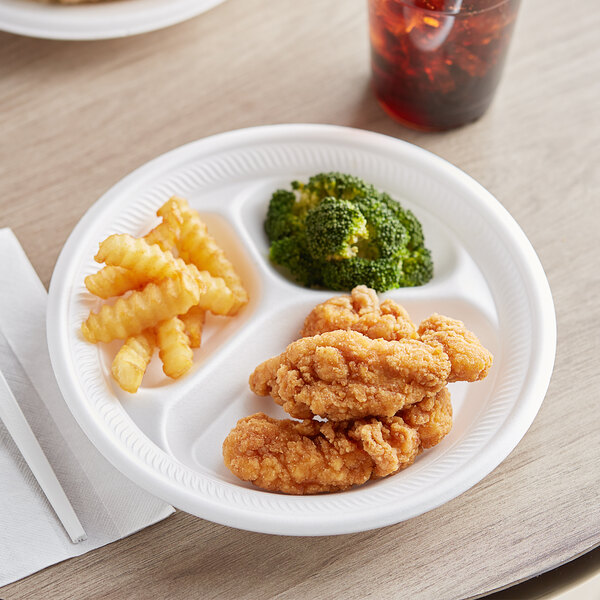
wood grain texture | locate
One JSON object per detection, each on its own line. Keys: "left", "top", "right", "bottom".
{"left": 1, "top": 0, "right": 599, "bottom": 598}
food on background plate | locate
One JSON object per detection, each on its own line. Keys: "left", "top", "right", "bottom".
{"left": 81, "top": 196, "right": 247, "bottom": 393}
{"left": 224, "top": 286, "right": 491, "bottom": 494}
{"left": 265, "top": 172, "right": 433, "bottom": 292}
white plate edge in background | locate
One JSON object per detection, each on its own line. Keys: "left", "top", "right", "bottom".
{"left": 0, "top": 0, "right": 227, "bottom": 40}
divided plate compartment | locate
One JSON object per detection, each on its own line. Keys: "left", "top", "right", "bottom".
{"left": 48, "top": 125, "right": 555, "bottom": 535}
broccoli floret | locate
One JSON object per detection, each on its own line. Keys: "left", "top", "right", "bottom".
{"left": 380, "top": 193, "right": 425, "bottom": 250}
{"left": 398, "top": 247, "right": 434, "bottom": 287}
{"left": 269, "top": 236, "right": 322, "bottom": 287}
{"left": 292, "top": 172, "right": 375, "bottom": 205}
{"left": 352, "top": 195, "right": 409, "bottom": 259}
{"left": 264, "top": 189, "right": 301, "bottom": 241}
{"left": 264, "top": 172, "right": 433, "bottom": 292}
{"left": 305, "top": 197, "right": 368, "bottom": 260}
{"left": 321, "top": 257, "right": 402, "bottom": 293}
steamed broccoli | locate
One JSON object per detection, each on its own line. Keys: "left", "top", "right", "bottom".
{"left": 292, "top": 172, "right": 374, "bottom": 204}
{"left": 269, "top": 235, "right": 322, "bottom": 287}
{"left": 264, "top": 190, "right": 301, "bottom": 241}
{"left": 265, "top": 172, "right": 433, "bottom": 292}
{"left": 397, "top": 247, "right": 434, "bottom": 288}
{"left": 305, "top": 197, "right": 368, "bottom": 260}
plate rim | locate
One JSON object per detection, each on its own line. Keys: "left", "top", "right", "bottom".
{"left": 47, "top": 123, "right": 557, "bottom": 535}
{"left": 0, "top": 0, "right": 227, "bottom": 40}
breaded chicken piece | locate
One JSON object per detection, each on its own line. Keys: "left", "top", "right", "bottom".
{"left": 418, "top": 314, "right": 493, "bottom": 383}
{"left": 300, "top": 288, "right": 492, "bottom": 384}
{"left": 249, "top": 330, "right": 451, "bottom": 421}
{"left": 400, "top": 387, "right": 452, "bottom": 449}
{"left": 300, "top": 285, "right": 417, "bottom": 341}
{"left": 223, "top": 412, "right": 420, "bottom": 494}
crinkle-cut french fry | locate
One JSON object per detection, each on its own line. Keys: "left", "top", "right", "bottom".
{"left": 170, "top": 258, "right": 236, "bottom": 316}
{"left": 179, "top": 219, "right": 248, "bottom": 311}
{"left": 180, "top": 306, "right": 206, "bottom": 348}
{"left": 111, "top": 330, "right": 156, "bottom": 393}
{"left": 156, "top": 317, "right": 193, "bottom": 379}
{"left": 81, "top": 271, "right": 200, "bottom": 343}
{"left": 183, "top": 263, "right": 236, "bottom": 316}
{"left": 143, "top": 198, "right": 185, "bottom": 250}
{"left": 171, "top": 197, "right": 248, "bottom": 314}
{"left": 94, "top": 234, "right": 179, "bottom": 280}
{"left": 157, "top": 196, "right": 185, "bottom": 226}
{"left": 143, "top": 222, "right": 177, "bottom": 252}
{"left": 85, "top": 265, "right": 148, "bottom": 299}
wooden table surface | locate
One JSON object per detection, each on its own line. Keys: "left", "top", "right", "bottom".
{"left": 1, "top": 0, "right": 598, "bottom": 598}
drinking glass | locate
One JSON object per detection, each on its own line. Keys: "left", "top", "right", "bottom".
{"left": 368, "top": 0, "right": 521, "bottom": 130}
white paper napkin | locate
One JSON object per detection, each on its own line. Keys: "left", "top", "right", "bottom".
{"left": 0, "top": 228, "right": 175, "bottom": 587}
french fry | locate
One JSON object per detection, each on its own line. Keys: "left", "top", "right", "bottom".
{"left": 156, "top": 317, "right": 193, "bottom": 378}
{"left": 111, "top": 330, "right": 156, "bottom": 393}
{"left": 180, "top": 306, "right": 206, "bottom": 348}
{"left": 144, "top": 198, "right": 185, "bottom": 250}
{"left": 180, "top": 263, "right": 235, "bottom": 316}
{"left": 81, "top": 195, "right": 250, "bottom": 392}
{"left": 84, "top": 265, "right": 148, "bottom": 299}
{"left": 81, "top": 271, "right": 200, "bottom": 343}
{"left": 143, "top": 222, "right": 178, "bottom": 252}
{"left": 157, "top": 197, "right": 185, "bottom": 225}
{"left": 171, "top": 197, "right": 248, "bottom": 314}
{"left": 95, "top": 234, "right": 179, "bottom": 281}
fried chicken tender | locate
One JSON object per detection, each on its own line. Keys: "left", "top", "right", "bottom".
{"left": 418, "top": 314, "right": 493, "bottom": 383}
{"left": 300, "top": 285, "right": 417, "bottom": 341}
{"left": 223, "top": 412, "right": 420, "bottom": 494}
{"left": 301, "top": 287, "right": 493, "bottom": 386}
{"left": 249, "top": 330, "right": 451, "bottom": 421}
{"left": 399, "top": 387, "right": 452, "bottom": 449}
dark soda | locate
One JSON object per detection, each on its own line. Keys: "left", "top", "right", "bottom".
{"left": 369, "top": 0, "right": 521, "bottom": 130}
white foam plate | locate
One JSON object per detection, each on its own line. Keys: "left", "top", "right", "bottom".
{"left": 0, "top": 0, "right": 226, "bottom": 40}
{"left": 47, "top": 124, "right": 556, "bottom": 536}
